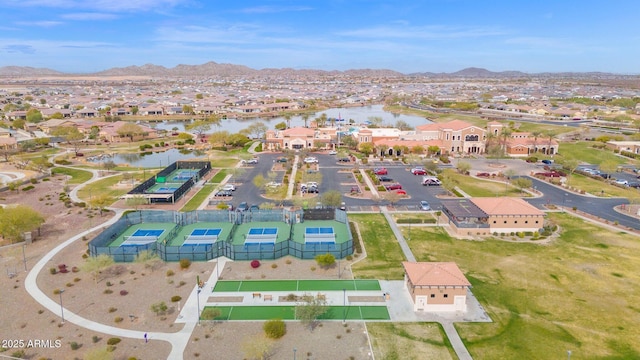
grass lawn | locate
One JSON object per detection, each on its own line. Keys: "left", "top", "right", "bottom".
{"left": 442, "top": 169, "right": 522, "bottom": 197}
{"left": 77, "top": 175, "right": 131, "bottom": 201}
{"left": 349, "top": 214, "right": 406, "bottom": 280}
{"left": 367, "top": 322, "right": 455, "bottom": 360}
{"left": 558, "top": 141, "right": 637, "bottom": 166}
{"left": 51, "top": 167, "right": 93, "bottom": 185}
{"left": 180, "top": 184, "right": 216, "bottom": 212}
{"left": 565, "top": 173, "right": 640, "bottom": 198}
{"left": 210, "top": 157, "right": 241, "bottom": 168}
{"left": 210, "top": 169, "right": 227, "bottom": 183}
{"left": 405, "top": 214, "right": 640, "bottom": 359}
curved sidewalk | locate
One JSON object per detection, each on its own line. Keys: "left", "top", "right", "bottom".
{"left": 23, "top": 209, "right": 194, "bottom": 360}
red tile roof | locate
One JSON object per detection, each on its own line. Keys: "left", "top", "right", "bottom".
{"left": 402, "top": 262, "right": 471, "bottom": 287}
{"left": 470, "top": 197, "right": 544, "bottom": 216}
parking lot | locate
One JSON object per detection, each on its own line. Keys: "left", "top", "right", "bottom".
{"left": 207, "top": 151, "right": 450, "bottom": 212}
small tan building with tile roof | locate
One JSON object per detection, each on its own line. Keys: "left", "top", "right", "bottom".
{"left": 441, "top": 197, "right": 545, "bottom": 236}
{"left": 402, "top": 262, "right": 471, "bottom": 312}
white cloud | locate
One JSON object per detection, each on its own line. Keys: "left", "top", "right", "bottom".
{"left": 15, "top": 20, "right": 63, "bottom": 27}
{"left": 4, "top": 0, "right": 188, "bottom": 12}
{"left": 61, "top": 12, "right": 119, "bottom": 20}
{"left": 238, "top": 5, "right": 313, "bottom": 14}
{"left": 337, "top": 24, "right": 506, "bottom": 40}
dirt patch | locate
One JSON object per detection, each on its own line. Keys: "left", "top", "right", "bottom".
{"left": 0, "top": 176, "right": 371, "bottom": 359}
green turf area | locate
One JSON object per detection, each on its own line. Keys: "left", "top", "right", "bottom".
{"left": 349, "top": 214, "right": 406, "bottom": 280}
{"left": 405, "top": 213, "right": 640, "bottom": 359}
{"left": 51, "top": 167, "right": 93, "bottom": 184}
{"left": 204, "top": 305, "right": 390, "bottom": 321}
{"left": 213, "top": 280, "right": 381, "bottom": 292}
{"left": 180, "top": 184, "right": 216, "bottom": 212}
{"left": 440, "top": 169, "right": 521, "bottom": 197}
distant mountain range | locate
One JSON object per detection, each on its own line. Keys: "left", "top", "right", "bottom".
{"left": 0, "top": 62, "right": 633, "bottom": 79}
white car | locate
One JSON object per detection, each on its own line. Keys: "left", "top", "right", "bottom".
{"left": 265, "top": 181, "right": 282, "bottom": 188}
{"left": 615, "top": 179, "right": 629, "bottom": 186}
{"left": 328, "top": 150, "right": 337, "bottom": 155}
{"left": 221, "top": 184, "right": 236, "bottom": 191}
{"left": 303, "top": 157, "right": 318, "bottom": 164}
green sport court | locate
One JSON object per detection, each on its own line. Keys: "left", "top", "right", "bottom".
{"left": 213, "top": 279, "right": 382, "bottom": 292}
{"left": 203, "top": 305, "right": 390, "bottom": 321}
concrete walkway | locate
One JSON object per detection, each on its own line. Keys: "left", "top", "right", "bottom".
{"left": 23, "top": 208, "right": 198, "bottom": 360}
{"left": 380, "top": 206, "right": 480, "bottom": 360}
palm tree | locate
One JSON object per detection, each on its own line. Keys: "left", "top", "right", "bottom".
{"left": 301, "top": 113, "right": 310, "bottom": 128}
{"left": 530, "top": 131, "right": 541, "bottom": 154}
{"left": 544, "top": 131, "right": 557, "bottom": 155}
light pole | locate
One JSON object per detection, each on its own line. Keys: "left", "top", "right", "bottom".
{"left": 22, "top": 244, "right": 27, "bottom": 271}
{"left": 567, "top": 350, "right": 572, "bottom": 360}
{"left": 293, "top": 348, "right": 297, "bottom": 360}
{"left": 59, "top": 289, "right": 65, "bottom": 324}
{"left": 196, "top": 288, "right": 201, "bottom": 325}
{"left": 338, "top": 259, "right": 341, "bottom": 279}
{"left": 342, "top": 288, "right": 346, "bottom": 323}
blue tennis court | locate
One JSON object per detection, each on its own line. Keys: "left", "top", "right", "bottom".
{"left": 305, "top": 227, "right": 335, "bottom": 235}
{"left": 172, "top": 170, "right": 199, "bottom": 181}
{"left": 191, "top": 228, "right": 222, "bottom": 236}
{"left": 249, "top": 228, "right": 278, "bottom": 236}
{"left": 154, "top": 186, "right": 179, "bottom": 193}
{"left": 244, "top": 227, "right": 278, "bottom": 245}
{"left": 133, "top": 229, "right": 164, "bottom": 237}
{"left": 122, "top": 229, "right": 165, "bottom": 246}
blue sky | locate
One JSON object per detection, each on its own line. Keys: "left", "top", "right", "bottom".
{"left": 0, "top": 0, "right": 638, "bottom": 74}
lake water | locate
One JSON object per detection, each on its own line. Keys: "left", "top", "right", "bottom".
{"left": 102, "top": 105, "right": 431, "bottom": 167}
{"left": 151, "top": 104, "right": 431, "bottom": 134}
{"left": 90, "top": 148, "right": 207, "bottom": 168}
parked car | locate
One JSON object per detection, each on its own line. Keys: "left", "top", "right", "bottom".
{"left": 276, "top": 157, "right": 288, "bottom": 163}
{"left": 237, "top": 202, "right": 249, "bottom": 212}
{"left": 541, "top": 159, "right": 554, "bottom": 165}
{"left": 419, "top": 201, "right": 431, "bottom": 211}
{"left": 266, "top": 181, "right": 282, "bottom": 188}
{"left": 307, "top": 186, "right": 319, "bottom": 193}
{"left": 396, "top": 189, "right": 407, "bottom": 195}
{"left": 615, "top": 179, "right": 629, "bottom": 186}
{"left": 476, "top": 172, "right": 491, "bottom": 177}
{"left": 338, "top": 157, "right": 350, "bottom": 162}
{"left": 385, "top": 183, "right": 402, "bottom": 190}
{"left": 221, "top": 184, "right": 236, "bottom": 191}
{"left": 410, "top": 167, "right": 427, "bottom": 175}
{"left": 377, "top": 175, "right": 393, "bottom": 182}
{"left": 628, "top": 182, "right": 640, "bottom": 188}
{"left": 350, "top": 186, "right": 360, "bottom": 193}
{"left": 374, "top": 167, "right": 388, "bottom": 175}
{"left": 303, "top": 157, "right": 318, "bottom": 164}
{"left": 422, "top": 176, "right": 441, "bottom": 186}
{"left": 328, "top": 150, "right": 337, "bottom": 155}
{"left": 214, "top": 190, "right": 232, "bottom": 197}
{"left": 249, "top": 204, "right": 260, "bottom": 211}
{"left": 242, "top": 158, "right": 258, "bottom": 164}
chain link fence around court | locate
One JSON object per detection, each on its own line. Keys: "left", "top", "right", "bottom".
{"left": 89, "top": 209, "right": 353, "bottom": 262}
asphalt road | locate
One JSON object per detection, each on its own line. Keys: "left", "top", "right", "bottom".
{"left": 217, "top": 151, "right": 640, "bottom": 230}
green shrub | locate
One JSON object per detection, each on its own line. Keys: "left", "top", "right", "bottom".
{"left": 114, "top": 316, "right": 123, "bottom": 323}
{"left": 107, "top": 338, "right": 121, "bottom": 346}
{"left": 171, "top": 295, "right": 182, "bottom": 302}
{"left": 166, "top": 269, "right": 175, "bottom": 277}
{"left": 263, "top": 319, "right": 287, "bottom": 339}
{"left": 201, "top": 307, "right": 221, "bottom": 320}
{"left": 22, "top": 185, "right": 35, "bottom": 191}
{"left": 179, "top": 258, "right": 191, "bottom": 270}
{"left": 70, "top": 342, "right": 81, "bottom": 350}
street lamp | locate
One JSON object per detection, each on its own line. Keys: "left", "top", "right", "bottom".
{"left": 342, "top": 288, "right": 346, "bottom": 323}
{"left": 196, "top": 288, "right": 201, "bottom": 325}
{"left": 59, "top": 289, "right": 65, "bottom": 324}
{"left": 567, "top": 350, "right": 572, "bottom": 360}
{"left": 293, "top": 348, "right": 297, "bottom": 360}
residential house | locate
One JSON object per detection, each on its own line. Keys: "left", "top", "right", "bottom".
{"left": 402, "top": 262, "right": 471, "bottom": 312}
{"left": 606, "top": 141, "right": 640, "bottom": 155}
